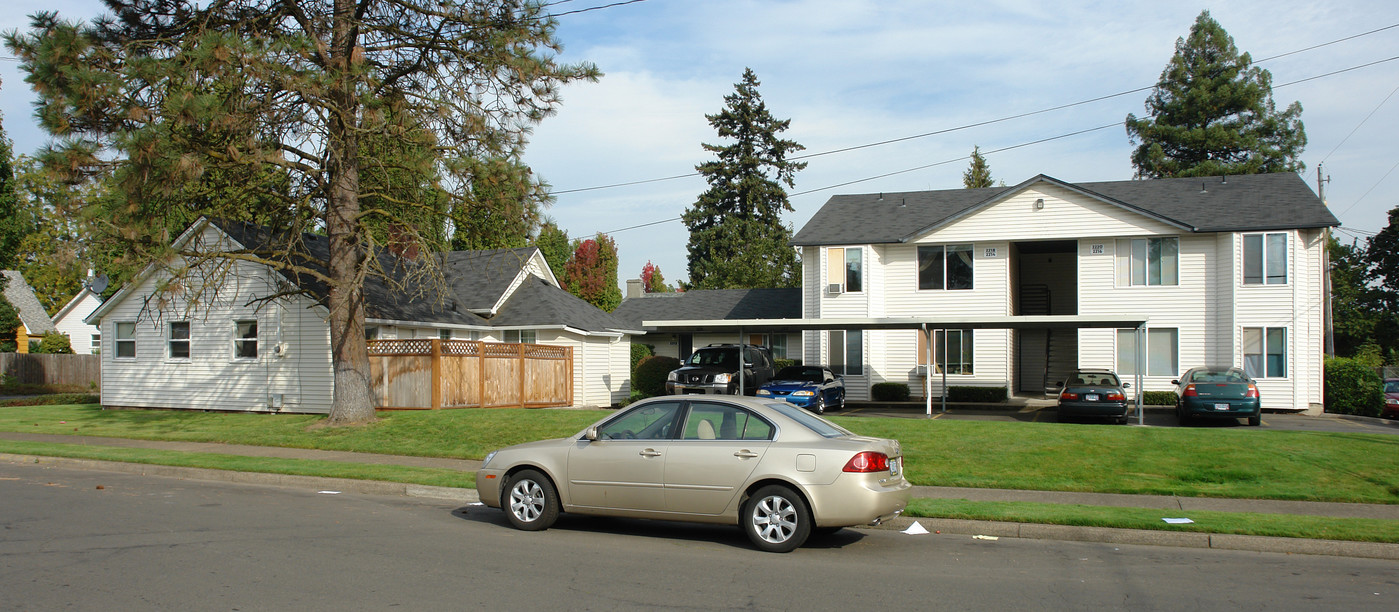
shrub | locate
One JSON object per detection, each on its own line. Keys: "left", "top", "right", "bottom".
{"left": 1325, "top": 356, "right": 1384, "bottom": 417}
{"left": 946, "top": 386, "right": 1007, "bottom": 403}
{"left": 633, "top": 355, "right": 681, "bottom": 398}
{"left": 871, "top": 382, "right": 910, "bottom": 402}
{"left": 34, "top": 333, "right": 75, "bottom": 354}
{"left": 773, "top": 358, "right": 798, "bottom": 371}
{"left": 1143, "top": 391, "right": 1178, "bottom": 406}
{"left": 630, "top": 343, "right": 654, "bottom": 375}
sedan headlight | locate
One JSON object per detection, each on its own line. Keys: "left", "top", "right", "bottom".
{"left": 713, "top": 373, "right": 731, "bottom": 384}
{"left": 667, "top": 371, "right": 677, "bottom": 382}
{"left": 481, "top": 450, "right": 498, "bottom": 467}
{"left": 1388, "top": 397, "right": 1399, "bottom": 405}
{"left": 756, "top": 389, "right": 772, "bottom": 396}
{"left": 791, "top": 390, "right": 815, "bottom": 397}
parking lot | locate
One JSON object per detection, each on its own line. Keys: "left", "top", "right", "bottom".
{"left": 837, "top": 401, "right": 1399, "bottom": 434}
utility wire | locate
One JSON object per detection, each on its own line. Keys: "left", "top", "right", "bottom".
{"left": 1320, "top": 80, "right": 1399, "bottom": 164}
{"left": 1336, "top": 157, "right": 1399, "bottom": 219}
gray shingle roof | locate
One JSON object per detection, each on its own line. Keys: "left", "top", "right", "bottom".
{"left": 491, "top": 276, "right": 638, "bottom": 332}
{"left": 791, "top": 172, "right": 1338, "bottom": 246}
{"left": 442, "top": 248, "right": 541, "bottom": 312}
{"left": 612, "top": 288, "right": 802, "bottom": 328}
{"left": 2, "top": 270, "right": 57, "bottom": 335}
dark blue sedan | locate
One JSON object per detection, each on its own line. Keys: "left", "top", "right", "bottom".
{"left": 756, "top": 366, "right": 845, "bottom": 414}
{"left": 1173, "top": 366, "right": 1261, "bottom": 426}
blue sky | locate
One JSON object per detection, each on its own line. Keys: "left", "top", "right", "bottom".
{"left": 4, "top": 1, "right": 1397, "bottom": 289}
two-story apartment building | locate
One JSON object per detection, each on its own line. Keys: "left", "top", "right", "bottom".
{"left": 792, "top": 173, "right": 1338, "bottom": 413}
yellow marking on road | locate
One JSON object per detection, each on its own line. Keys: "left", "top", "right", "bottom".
{"left": 930, "top": 412, "right": 944, "bottom": 419}
{"left": 1032, "top": 409, "right": 1043, "bottom": 422}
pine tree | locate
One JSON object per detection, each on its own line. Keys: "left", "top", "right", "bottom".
{"left": 0, "top": 111, "right": 29, "bottom": 271}
{"left": 963, "top": 146, "right": 994, "bottom": 189}
{"left": 683, "top": 68, "right": 804, "bottom": 290}
{"left": 5, "top": 1, "right": 598, "bottom": 424}
{"left": 1125, "top": 11, "right": 1306, "bottom": 178}
{"left": 1363, "top": 207, "right": 1399, "bottom": 361}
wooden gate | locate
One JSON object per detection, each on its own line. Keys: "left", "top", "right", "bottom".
{"left": 367, "top": 339, "right": 573, "bottom": 409}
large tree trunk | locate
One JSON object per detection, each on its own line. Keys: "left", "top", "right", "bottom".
{"left": 324, "top": 0, "right": 375, "bottom": 426}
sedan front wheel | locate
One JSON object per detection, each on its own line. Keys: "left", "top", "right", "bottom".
{"left": 741, "top": 485, "right": 811, "bottom": 553}
{"left": 504, "top": 469, "right": 559, "bottom": 531}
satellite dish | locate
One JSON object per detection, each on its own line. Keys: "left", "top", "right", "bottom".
{"left": 88, "top": 275, "right": 109, "bottom": 294}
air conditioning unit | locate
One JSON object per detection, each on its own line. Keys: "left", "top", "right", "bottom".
{"left": 827, "top": 283, "right": 843, "bottom": 295}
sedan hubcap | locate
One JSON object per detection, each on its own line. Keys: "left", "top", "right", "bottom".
{"left": 509, "top": 480, "right": 545, "bottom": 522}
{"left": 751, "top": 495, "right": 797, "bottom": 543}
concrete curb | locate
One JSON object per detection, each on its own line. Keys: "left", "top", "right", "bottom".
{"left": 6, "top": 452, "right": 1397, "bottom": 560}
{"left": 0, "top": 453, "right": 480, "bottom": 504}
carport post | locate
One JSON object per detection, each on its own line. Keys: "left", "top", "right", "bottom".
{"left": 1135, "top": 325, "right": 1145, "bottom": 425}
{"left": 941, "top": 328, "right": 948, "bottom": 414}
{"left": 738, "top": 327, "right": 745, "bottom": 396}
{"left": 922, "top": 324, "right": 933, "bottom": 417}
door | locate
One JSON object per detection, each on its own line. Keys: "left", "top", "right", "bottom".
{"left": 567, "top": 401, "right": 681, "bottom": 512}
{"left": 664, "top": 401, "right": 774, "bottom": 515}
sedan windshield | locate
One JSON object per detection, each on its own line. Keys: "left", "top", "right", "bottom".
{"left": 775, "top": 366, "right": 822, "bottom": 382}
{"left": 765, "top": 402, "right": 852, "bottom": 438}
{"left": 1386, "top": 381, "right": 1399, "bottom": 393}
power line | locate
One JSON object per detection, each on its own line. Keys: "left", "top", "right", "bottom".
{"left": 1336, "top": 157, "right": 1399, "bottom": 219}
{"left": 1320, "top": 80, "right": 1399, "bottom": 164}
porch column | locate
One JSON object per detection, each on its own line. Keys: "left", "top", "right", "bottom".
{"left": 1135, "top": 325, "right": 1145, "bottom": 425}
{"left": 923, "top": 324, "right": 933, "bottom": 417}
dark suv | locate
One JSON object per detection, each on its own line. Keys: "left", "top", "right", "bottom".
{"left": 665, "top": 344, "right": 775, "bottom": 395}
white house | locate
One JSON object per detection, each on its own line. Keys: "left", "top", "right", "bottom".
{"left": 86, "top": 218, "right": 639, "bottom": 413}
{"left": 52, "top": 285, "right": 104, "bottom": 354}
{"left": 791, "top": 173, "right": 1338, "bottom": 413}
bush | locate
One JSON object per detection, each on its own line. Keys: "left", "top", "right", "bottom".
{"left": 34, "top": 333, "right": 75, "bottom": 354}
{"left": 630, "top": 343, "right": 654, "bottom": 375}
{"left": 871, "top": 382, "right": 910, "bottom": 402}
{"left": 946, "top": 386, "right": 1007, "bottom": 402}
{"left": 773, "top": 358, "right": 798, "bottom": 371}
{"left": 633, "top": 355, "right": 681, "bottom": 398}
{"left": 1325, "top": 356, "right": 1384, "bottom": 417}
{"left": 1143, "top": 391, "right": 1178, "bottom": 406}
{"left": 0, "top": 393, "right": 100, "bottom": 407}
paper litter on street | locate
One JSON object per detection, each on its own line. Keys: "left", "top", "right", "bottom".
{"left": 1162, "top": 518, "right": 1194, "bottom": 524}
{"left": 902, "top": 521, "right": 930, "bottom": 535}
{"left": 318, "top": 490, "right": 342, "bottom": 495}
{"left": 973, "top": 535, "right": 999, "bottom": 541}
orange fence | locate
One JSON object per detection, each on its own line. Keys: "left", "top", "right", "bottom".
{"left": 367, "top": 339, "right": 573, "bottom": 409}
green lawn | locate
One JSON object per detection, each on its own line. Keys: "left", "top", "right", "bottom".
{"left": 3, "top": 403, "right": 1398, "bottom": 504}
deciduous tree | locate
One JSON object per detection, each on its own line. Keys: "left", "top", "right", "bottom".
{"left": 563, "top": 234, "right": 621, "bottom": 312}
{"left": 641, "top": 260, "right": 671, "bottom": 293}
{"left": 6, "top": 0, "right": 598, "bottom": 424}
{"left": 683, "top": 68, "right": 803, "bottom": 290}
{"left": 1125, "top": 10, "right": 1306, "bottom": 178}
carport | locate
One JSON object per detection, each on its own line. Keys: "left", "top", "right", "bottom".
{"left": 641, "top": 315, "right": 1151, "bottom": 423}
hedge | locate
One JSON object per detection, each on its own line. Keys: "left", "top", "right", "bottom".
{"left": 946, "top": 386, "right": 1007, "bottom": 403}
{"left": 871, "top": 382, "right": 910, "bottom": 402}
{"left": 633, "top": 355, "right": 681, "bottom": 398}
{"left": 1325, "top": 356, "right": 1384, "bottom": 417}
{"left": 1143, "top": 391, "right": 1178, "bottom": 406}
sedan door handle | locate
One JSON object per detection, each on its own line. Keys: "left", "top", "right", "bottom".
{"left": 639, "top": 449, "right": 662, "bottom": 457}
{"left": 733, "top": 450, "right": 759, "bottom": 458}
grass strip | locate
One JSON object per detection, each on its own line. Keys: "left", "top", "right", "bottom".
{"left": 906, "top": 498, "right": 1399, "bottom": 544}
{"left": 0, "top": 440, "right": 475, "bottom": 489}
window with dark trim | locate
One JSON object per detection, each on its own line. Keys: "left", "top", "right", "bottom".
{"left": 918, "top": 245, "right": 974, "bottom": 290}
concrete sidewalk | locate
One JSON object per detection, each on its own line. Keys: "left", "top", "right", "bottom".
{"left": 3, "top": 431, "right": 1397, "bottom": 559}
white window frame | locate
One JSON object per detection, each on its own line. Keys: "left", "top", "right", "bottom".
{"left": 1116, "top": 327, "right": 1179, "bottom": 377}
{"left": 828, "top": 329, "right": 863, "bottom": 376}
{"left": 504, "top": 329, "right": 537, "bottom": 344}
{"left": 1115, "top": 237, "right": 1179, "bottom": 287}
{"left": 114, "top": 322, "right": 135, "bottom": 359}
{"left": 768, "top": 334, "right": 788, "bottom": 360}
{"left": 168, "top": 321, "right": 191, "bottom": 361}
{"left": 917, "top": 329, "right": 974, "bottom": 375}
{"left": 917, "top": 244, "right": 975, "bottom": 291}
{"left": 91, "top": 333, "right": 101, "bottom": 355}
{"left": 1243, "top": 327, "right": 1287, "bottom": 378}
{"left": 438, "top": 329, "right": 453, "bottom": 340}
{"left": 233, "top": 319, "right": 258, "bottom": 360}
{"left": 825, "top": 247, "right": 863, "bottom": 294}
{"left": 1242, "top": 233, "right": 1288, "bottom": 285}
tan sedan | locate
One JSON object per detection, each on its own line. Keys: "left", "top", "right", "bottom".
{"left": 476, "top": 396, "right": 911, "bottom": 552}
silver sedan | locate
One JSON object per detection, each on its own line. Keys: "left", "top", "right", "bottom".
{"left": 476, "top": 396, "right": 912, "bottom": 552}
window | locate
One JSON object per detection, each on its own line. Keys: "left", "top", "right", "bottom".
{"left": 1116, "top": 328, "right": 1178, "bottom": 377}
{"left": 1243, "top": 327, "right": 1286, "bottom": 378}
{"left": 918, "top": 329, "right": 974, "bottom": 374}
{"left": 504, "top": 329, "right": 537, "bottom": 344}
{"left": 598, "top": 401, "right": 681, "bottom": 440}
{"left": 682, "top": 403, "right": 773, "bottom": 441}
{"left": 115, "top": 323, "right": 135, "bottom": 358}
{"left": 1243, "top": 233, "right": 1287, "bottom": 285}
{"left": 828, "top": 330, "right": 863, "bottom": 376}
{"left": 438, "top": 329, "right": 453, "bottom": 340}
{"left": 918, "top": 245, "right": 974, "bottom": 290}
{"left": 234, "top": 320, "right": 258, "bottom": 359}
{"left": 91, "top": 333, "right": 101, "bottom": 355}
{"left": 365, "top": 326, "right": 380, "bottom": 341}
{"left": 768, "top": 334, "right": 787, "bottom": 360}
{"left": 1116, "top": 238, "right": 1178, "bottom": 286}
{"left": 826, "top": 247, "right": 862, "bottom": 293}
{"left": 168, "top": 321, "right": 190, "bottom": 359}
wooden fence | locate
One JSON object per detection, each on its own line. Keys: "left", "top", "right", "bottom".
{"left": 0, "top": 353, "right": 101, "bottom": 388}
{"left": 367, "top": 339, "right": 573, "bottom": 409}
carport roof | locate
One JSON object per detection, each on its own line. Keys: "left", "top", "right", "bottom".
{"left": 640, "top": 314, "right": 1149, "bottom": 334}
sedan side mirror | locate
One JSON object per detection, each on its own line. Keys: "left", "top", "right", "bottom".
{"left": 1170, "top": 380, "right": 1180, "bottom": 386}
{"left": 584, "top": 426, "right": 599, "bottom": 441}
{"left": 1054, "top": 381, "right": 1063, "bottom": 388}
{"left": 1122, "top": 382, "right": 1131, "bottom": 388}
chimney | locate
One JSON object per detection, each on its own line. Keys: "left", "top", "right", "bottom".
{"left": 626, "top": 278, "right": 644, "bottom": 298}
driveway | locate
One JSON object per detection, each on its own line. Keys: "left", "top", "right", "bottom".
{"left": 836, "top": 402, "right": 1399, "bottom": 434}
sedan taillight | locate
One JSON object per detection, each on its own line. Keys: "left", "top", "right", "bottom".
{"left": 1060, "top": 392, "right": 1079, "bottom": 400}
{"left": 1105, "top": 392, "right": 1125, "bottom": 401}
{"left": 843, "top": 451, "right": 890, "bottom": 473}
{"left": 1182, "top": 384, "right": 1198, "bottom": 397}
{"left": 1245, "top": 384, "right": 1260, "bottom": 398}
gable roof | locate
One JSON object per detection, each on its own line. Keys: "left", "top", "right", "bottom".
{"left": 2, "top": 270, "right": 57, "bottom": 335}
{"left": 491, "top": 276, "right": 640, "bottom": 333}
{"left": 442, "top": 247, "right": 552, "bottom": 314}
{"left": 612, "top": 288, "right": 802, "bottom": 329}
{"left": 791, "top": 172, "right": 1338, "bottom": 246}
{"left": 53, "top": 286, "right": 102, "bottom": 327}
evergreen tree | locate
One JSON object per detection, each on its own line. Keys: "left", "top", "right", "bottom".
{"left": 563, "top": 234, "right": 621, "bottom": 312}
{"left": 6, "top": 1, "right": 597, "bottom": 425}
{"left": 1363, "top": 207, "right": 1399, "bottom": 361}
{"left": 683, "top": 68, "right": 804, "bottom": 290}
{"left": 1329, "top": 236, "right": 1378, "bottom": 359}
{"left": 962, "top": 146, "right": 994, "bottom": 189}
{"left": 1125, "top": 11, "right": 1306, "bottom": 178}
{"left": 533, "top": 220, "right": 572, "bottom": 282}
{"left": 0, "top": 110, "right": 29, "bottom": 271}
{"left": 451, "top": 157, "right": 546, "bottom": 251}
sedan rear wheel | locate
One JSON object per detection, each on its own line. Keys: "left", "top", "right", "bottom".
{"left": 504, "top": 469, "right": 559, "bottom": 531}
{"left": 741, "top": 485, "right": 811, "bottom": 553}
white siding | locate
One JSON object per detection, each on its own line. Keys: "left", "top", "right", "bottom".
{"left": 53, "top": 290, "right": 103, "bottom": 354}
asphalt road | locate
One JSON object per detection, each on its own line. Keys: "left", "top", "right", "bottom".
{"left": 841, "top": 404, "right": 1399, "bottom": 434}
{"left": 2, "top": 463, "right": 1395, "bottom": 611}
